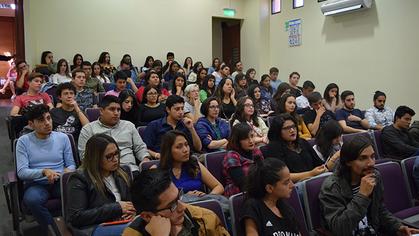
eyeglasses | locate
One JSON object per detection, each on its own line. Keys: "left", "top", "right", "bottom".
{"left": 104, "top": 150, "right": 120, "bottom": 161}
{"left": 209, "top": 105, "right": 220, "bottom": 110}
{"left": 282, "top": 124, "right": 297, "bottom": 131}
{"left": 155, "top": 189, "right": 184, "bottom": 213}
{"left": 147, "top": 92, "right": 158, "bottom": 96}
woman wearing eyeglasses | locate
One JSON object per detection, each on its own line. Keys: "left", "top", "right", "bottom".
{"left": 230, "top": 96, "right": 269, "bottom": 146}
{"left": 196, "top": 97, "right": 230, "bottom": 152}
{"left": 261, "top": 114, "right": 327, "bottom": 183}
{"left": 157, "top": 130, "right": 224, "bottom": 198}
{"left": 66, "top": 134, "right": 134, "bottom": 236}
{"left": 138, "top": 85, "right": 166, "bottom": 126}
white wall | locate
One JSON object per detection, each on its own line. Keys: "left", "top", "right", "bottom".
{"left": 24, "top": 0, "right": 244, "bottom": 68}
{"left": 269, "top": 0, "right": 419, "bottom": 112}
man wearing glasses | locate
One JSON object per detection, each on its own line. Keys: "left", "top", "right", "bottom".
{"left": 123, "top": 169, "right": 229, "bottom": 236}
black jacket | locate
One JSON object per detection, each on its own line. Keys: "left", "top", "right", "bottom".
{"left": 409, "top": 121, "right": 419, "bottom": 144}
{"left": 66, "top": 168, "right": 131, "bottom": 236}
{"left": 382, "top": 125, "right": 419, "bottom": 159}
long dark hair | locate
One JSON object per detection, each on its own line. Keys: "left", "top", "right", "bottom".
{"left": 337, "top": 136, "right": 374, "bottom": 182}
{"left": 118, "top": 90, "right": 139, "bottom": 123}
{"left": 227, "top": 123, "right": 253, "bottom": 153}
{"left": 277, "top": 93, "right": 298, "bottom": 121}
{"left": 183, "top": 57, "right": 193, "bottom": 68}
{"left": 142, "top": 85, "right": 161, "bottom": 104}
{"left": 315, "top": 120, "right": 343, "bottom": 159}
{"left": 92, "top": 62, "right": 107, "bottom": 81}
{"left": 170, "top": 73, "right": 186, "bottom": 95}
{"left": 72, "top": 54, "right": 83, "bottom": 67}
{"left": 247, "top": 85, "right": 261, "bottom": 102}
{"left": 56, "top": 59, "right": 71, "bottom": 77}
{"left": 98, "top": 52, "right": 110, "bottom": 64}
{"left": 323, "top": 83, "right": 340, "bottom": 106}
{"left": 230, "top": 96, "right": 259, "bottom": 127}
{"left": 201, "top": 75, "right": 216, "bottom": 97}
{"left": 215, "top": 78, "right": 233, "bottom": 100}
{"left": 41, "top": 51, "right": 52, "bottom": 64}
{"left": 267, "top": 113, "right": 299, "bottom": 146}
{"left": 143, "top": 56, "right": 154, "bottom": 68}
{"left": 159, "top": 130, "right": 200, "bottom": 178}
{"left": 273, "top": 82, "right": 292, "bottom": 103}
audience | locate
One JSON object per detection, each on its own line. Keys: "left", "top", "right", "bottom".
{"left": 242, "top": 158, "right": 300, "bottom": 235}
{"left": 261, "top": 114, "right": 326, "bottom": 183}
{"left": 71, "top": 53, "right": 83, "bottom": 71}
{"left": 118, "top": 90, "right": 140, "bottom": 126}
{"left": 269, "top": 67, "right": 281, "bottom": 91}
{"left": 157, "top": 130, "right": 224, "bottom": 197}
{"left": 50, "top": 82, "right": 89, "bottom": 142}
{"left": 82, "top": 61, "right": 105, "bottom": 94}
{"left": 276, "top": 93, "right": 312, "bottom": 139}
{"left": 105, "top": 70, "right": 138, "bottom": 97}
{"left": 272, "top": 82, "right": 292, "bottom": 111}
{"left": 187, "top": 61, "right": 203, "bottom": 84}
{"left": 245, "top": 68, "right": 258, "bottom": 86}
{"left": 92, "top": 61, "right": 111, "bottom": 83}
{"left": 15, "top": 60, "right": 30, "bottom": 95}
{"left": 313, "top": 120, "right": 342, "bottom": 170}
{"left": 51, "top": 58, "right": 72, "bottom": 84}
{"left": 215, "top": 78, "right": 237, "bottom": 119}
{"left": 16, "top": 104, "right": 76, "bottom": 234}
{"left": 322, "top": 83, "right": 342, "bottom": 113}
{"left": 196, "top": 67, "right": 208, "bottom": 87}
{"left": 296, "top": 80, "right": 315, "bottom": 111}
{"left": 66, "top": 134, "right": 134, "bottom": 235}
{"left": 170, "top": 73, "right": 186, "bottom": 96}
{"left": 135, "top": 70, "right": 169, "bottom": 103}
{"left": 10, "top": 72, "right": 53, "bottom": 116}
{"left": 196, "top": 97, "right": 230, "bottom": 152}
{"left": 303, "top": 91, "right": 336, "bottom": 137}
{"left": 233, "top": 73, "right": 248, "bottom": 99}
{"left": 183, "top": 84, "right": 202, "bottom": 123}
{"left": 288, "top": 72, "right": 302, "bottom": 97}
{"left": 139, "top": 55, "right": 154, "bottom": 79}
{"left": 118, "top": 54, "right": 139, "bottom": 82}
{"left": 137, "top": 85, "right": 166, "bottom": 126}
{"left": 78, "top": 95, "right": 150, "bottom": 173}
{"left": 381, "top": 105, "right": 419, "bottom": 159}
{"left": 336, "top": 90, "right": 370, "bottom": 133}
{"left": 35, "top": 51, "right": 57, "bottom": 76}
{"left": 123, "top": 169, "right": 229, "bottom": 236}
{"left": 223, "top": 123, "right": 264, "bottom": 197}
{"left": 208, "top": 57, "right": 221, "bottom": 75}
{"left": 199, "top": 74, "right": 216, "bottom": 102}
{"left": 410, "top": 121, "right": 419, "bottom": 143}
{"left": 230, "top": 96, "right": 269, "bottom": 145}
{"left": 231, "top": 61, "right": 244, "bottom": 81}
{"left": 98, "top": 52, "right": 117, "bottom": 79}
{"left": 259, "top": 74, "right": 274, "bottom": 101}
{"left": 319, "top": 136, "right": 418, "bottom": 235}
{"left": 71, "top": 69, "right": 98, "bottom": 111}
{"left": 365, "top": 90, "right": 394, "bottom": 130}
{"left": 143, "top": 95, "right": 202, "bottom": 157}
{"left": 163, "top": 60, "right": 180, "bottom": 86}
{"left": 213, "top": 64, "right": 230, "bottom": 86}
{"left": 0, "top": 60, "right": 17, "bottom": 98}
{"left": 247, "top": 84, "right": 274, "bottom": 118}
{"left": 182, "top": 57, "right": 193, "bottom": 76}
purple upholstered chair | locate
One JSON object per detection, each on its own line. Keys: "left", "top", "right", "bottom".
{"left": 284, "top": 187, "right": 310, "bottom": 236}
{"left": 137, "top": 126, "right": 147, "bottom": 140}
{"left": 229, "top": 192, "right": 245, "bottom": 236}
{"left": 191, "top": 199, "right": 227, "bottom": 228}
{"left": 203, "top": 151, "right": 227, "bottom": 186}
{"left": 139, "top": 160, "right": 159, "bottom": 172}
{"left": 401, "top": 156, "right": 419, "bottom": 205}
{"left": 85, "top": 108, "right": 100, "bottom": 122}
{"left": 373, "top": 130, "right": 385, "bottom": 158}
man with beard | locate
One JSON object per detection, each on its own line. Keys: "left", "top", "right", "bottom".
{"left": 382, "top": 105, "right": 419, "bottom": 159}
{"left": 336, "top": 90, "right": 370, "bottom": 133}
{"left": 319, "top": 136, "right": 418, "bottom": 236}
{"left": 365, "top": 91, "right": 394, "bottom": 131}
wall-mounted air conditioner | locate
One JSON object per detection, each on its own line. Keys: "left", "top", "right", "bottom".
{"left": 321, "top": 0, "right": 373, "bottom": 16}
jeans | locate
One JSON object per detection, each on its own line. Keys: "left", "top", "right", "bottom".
{"left": 23, "top": 181, "right": 61, "bottom": 233}
{"left": 91, "top": 223, "right": 130, "bottom": 236}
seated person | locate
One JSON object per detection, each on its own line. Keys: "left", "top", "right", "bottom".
{"left": 71, "top": 69, "right": 98, "bottom": 111}
{"left": 233, "top": 73, "right": 248, "bottom": 99}
{"left": 382, "top": 106, "right": 419, "bottom": 159}
{"left": 122, "top": 169, "right": 230, "bottom": 236}
{"left": 259, "top": 74, "right": 274, "bottom": 101}
{"left": 50, "top": 82, "right": 89, "bottom": 142}
{"left": 276, "top": 93, "right": 312, "bottom": 140}
{"left": 303, "top": 92, "right": 336, "bottom": 137}
{"left": 10, "top": 72, "right": 53, "bottom": 116}
{"left": 170, "top": 73, "right": 186, "bottom": 97}
{"left": 319, "top": 136, "right": 418, "bottom": 236}
{"left": 410, "top": 121, "right": 419, "bottom": 143}
{"left": 135, "top": 70, "right": 169, "bottom": 103}
{"left": 214, "top": 78, "right": 237, "bottom": 120}
{"left": 156, "top": 130, "right": 224, "bottom": 198}
{"left": 365, "top": 90, "right": 394, "bottom": 131}
{"left": 138, "top": 86, "right": 166, "bottom": 126}
{"left": 195, "top": 97, "right": 230, "bottom": 152}
{"left": 230, "top": 96, "right": 269, "bottom": 145}
{"left": 66, "top": 134, "right": 134, "bottom": 236}
{"left": 14, "top": 60, "right": 30, "bottom": 95}
{"left": 82, "top": 61, "right": 105, "bottom": 94}
{"left": 78, "top": 95, "right": 150, "bottom": 173}
{"left": 199, "top": 74, "right": 216, "bottom": 102}
{"left": 50, "top": 59, "right": 72, "bottom": 84}
{"left": 105, "top": 71, "right": 138, "bottom": 97}
{"left": 247, "top": 84, "right": 274, "bottom": 118}
{"left": 313, "top": 120, "right": 342, "bottom": 169}
{"left": 119, "top": 90, "right": 140, "bottom": 127}
{"left": 223, "top": 123, "right": 264, "bottom": 197}
{"left": 296, "top": 80, "right": 315, "bottom": 111}
{"left": 183, "top": 84, "right": 202, "bottom": 123}
{"left": 261, "top": 114, "right": 328, "bottom": 183}
{"left": 143, "top": 95, "right": 202, "bottom": 158}
{"left": 242, "top": 158, "right": 301, "bottom": 235}
{"left": 336, "top": 90, "right": 370, "bottom": 133}
{"left": 16, "top": 104, "right": 76, "bottom": 234}
{"left": 322, "top": 83, "right": 342, "bottom": 113}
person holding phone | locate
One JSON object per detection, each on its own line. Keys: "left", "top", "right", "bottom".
{"left": 319, "top": 136, "right": 419, "bottom": 236}
{"left": 67, "top": 134, "right": 134, "bottom": 236}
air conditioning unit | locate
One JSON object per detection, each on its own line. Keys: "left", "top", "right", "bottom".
{"left": 321, "top": 0, "right": 373, "bottom": 16}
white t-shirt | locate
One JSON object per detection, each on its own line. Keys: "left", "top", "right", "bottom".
{"left": 296, "top": 95, "right": 309, "bottom": 109}
{"left": 51, "top": 73, "right": 72, "bottom": 84}
{"left": 104, "top": 175, "right": 121, "bottom": 202}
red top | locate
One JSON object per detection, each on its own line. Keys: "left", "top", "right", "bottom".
{"left": 135, "top": 86, "right": 169, "bottom": 103}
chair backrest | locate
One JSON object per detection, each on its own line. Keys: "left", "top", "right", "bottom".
{"left": 284, "top": 187, "right": 309, "bottom": 236}
{"left": 267, "top": 116, "right": 275, "bottom": 127}
{"left": 66, "top": 133, "right": 80, "bottom": 167}
{"left": 307, "top": 138, "right": 316, "bottom": 147}
{"left": 373, "top": 130, "right": 384, "bottom": 158}
{"left": 401, "top": 156, "right": 418, "bottom": 205}
{"left": 342, "top": 131, "right": 372, "bottom": 144}
{"left": 137, "top": 126, "right": 147, "bottom": 140}
{"left": 98, "top": 92, "right": 106, "bottom": 104}
{"left": 190, "top": 199, "right": 227, "bottom": 228}
{"left": 139, "top": 160, "right": 159, "bottom": 172}
{"left": 302, "top": 172, "right": 332, "bottom": 233}
{"left": 375, "top": 161, "right": 413, "bottom": 213}
{"left": 203, "top": 151, "right": 227, "bottom": 186}
{"left": 229, "top": 192, "right": 245, "bottom": 236}
{"left": 85, "top": 108, "right": 100, "bottom": 122}
{"left": 103, "top": 83, "right": 114, "bottom": 92}
{"left": 60, "top": 172, "right": 75, "bottom": 220}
